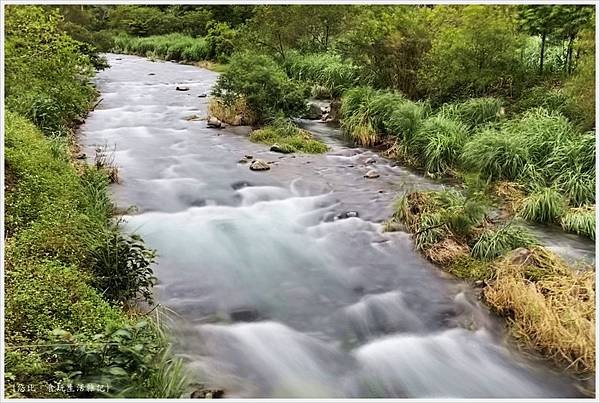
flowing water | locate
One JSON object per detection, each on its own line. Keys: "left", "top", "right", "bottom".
{"left": 80, "top": 54, "right": 594, "bottom": 398}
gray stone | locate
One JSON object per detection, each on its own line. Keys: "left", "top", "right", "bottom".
{"left": 249, "top": 159, "right": 270, "bottom": 171}
{"left": 364, "top": 169, "right": 380, "bottom": 179}
{"left": 303, "top": 102, "right": 323, "bottom": 120}
{"left": 365, "top": 157, "right": 376, "bottom": 164}
{"left": 334, "top": 211, "right": 359, "bottom": 220}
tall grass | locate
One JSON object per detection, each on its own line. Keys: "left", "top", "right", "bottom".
{"left": 560, "top": 206, "right": 596, "bottom": 240}
{"left": 411, "top": 115, "right": 469, "bottom": 174}
{"left": 284, "top": 52, "right": 360, "bottom": 98}
{"left": 519, "top": 187, "right": 565, "bottom": 224}
{"left": 471, "top": 223, "right": 538, "bottom": 261}
{"left": 439, "top": 97, "right": 503, "bottom": 128}
{"left": 112, "top": 34, "right": 210, "bottom": 62}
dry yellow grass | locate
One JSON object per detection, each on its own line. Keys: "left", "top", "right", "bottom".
{"left": 425, "top": 238, "right": 469, "bottom": 265}
{"left": 484, "top": 247, "right": 595, "bottom": 374}
{"left": 208, "top": 97, "right": 256, "bottom": 126}
{"left": 494, "top": 181, "right": 526, "bottom": 215}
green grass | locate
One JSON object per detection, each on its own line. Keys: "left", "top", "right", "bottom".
{"left": 249, "top": 118, "right": 328, "bottom": 153}
{"left": 113, "top": 33, "right": 210, "bottom": 62}
{"left": 519, "top": 187, "right": 565, "bottom": 224}
{"left": 411, "top": 115, "right": 469, "bottom": 174}
{"left": 284, "top": 51, "right": 360, "bottom": 98}
{"left": 471, "top": 223, "right": 538, "bottom": 261}
{"left": 439, "top": 97, "right": 503, "bottom": 128}
{"left": 4, "top": 112, "right": 186, "bottom": 398}
{"left": 560, "top": 206, "right": 596, "bottom": 240}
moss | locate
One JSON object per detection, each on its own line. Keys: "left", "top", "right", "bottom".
{"left": 447, "top": 255, "right": 494, "bottom": 281}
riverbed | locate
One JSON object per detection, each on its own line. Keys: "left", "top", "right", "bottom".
{"left": 80, "top": 54, "right": 593, "bottom": 398}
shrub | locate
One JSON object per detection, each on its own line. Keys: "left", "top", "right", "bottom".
{"left": 519, "top": 187, "right": 565, "bottom": 224}
{"left": 560, "top": 206, "right": 596, "bottom": 240}
{"left": 411, "top": 115, "right": 469, "bottom": 174}
{"left": 212, "top": 52, "right": 308, "bottom": 122}
{"left": 205, "top": 22, "right": 236, "bottom": 62}
{"left": 471, "top": 224, "right": 538, "bottom": 261}
{"left": 91, "top": 230, "right": 157, "bottom": 305}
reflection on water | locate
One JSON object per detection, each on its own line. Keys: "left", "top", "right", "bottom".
{"left": 80, "top": 54, "right": 592, "bottom": 398}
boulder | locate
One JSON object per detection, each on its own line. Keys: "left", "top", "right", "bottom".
{"left": 303, "top": 102, "right": 323, "bottom": 120}
{"left": 249, "top": 159, "right": 270, "bottom": 171}
{"left": 364, "top": 169, "right": 380, "bottom": 179}
{"left": 207, "top": 116, "right": 223, "bottom": 128}
{"left": 175, "top": 86, "right": 190, "bottom": 91}
{"left": 270, "top": 143, "right": 294, "bottom": 154}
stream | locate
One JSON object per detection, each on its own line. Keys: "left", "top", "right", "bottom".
{"left": 80, "top": 54, "right": 594, "bottom": 398}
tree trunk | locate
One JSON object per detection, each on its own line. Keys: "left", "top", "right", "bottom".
{"left": 539, "top": 33, "right": 546, "bottom": 74}
{"left": 566, "top": 35, "right": 574, "bottom": 75}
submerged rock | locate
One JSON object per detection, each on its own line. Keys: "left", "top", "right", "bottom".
{"left": 365, "top": 157, "right": 377, "bottom": 164}
{"left": 148, "top": 73, "right": 155, "bottom": 76}
{"left": 364, "top": 169, "right": 380, "bottom": 179}
{"left": 229, "top": 307, "right": 260, "bottom": 322}
{"left": 249, "top": 159, "right": 270, "bottom": 171}
{"left": 244, "top": 154, "right": 253, "bottom": 160}
{"left": 198, "top": 93, "right": 207, "bottom": 98}
{"left": 334, "top": 211, "right": 360, "bottom": 220}
{"left": 176, "top": 86, "right": 190, "bottom": 91}
{"left": 231, "top": 180, "right": 252, "bottom": 190}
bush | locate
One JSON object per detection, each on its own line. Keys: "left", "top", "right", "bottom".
{"left": 519, "top": 187, "right": 565, "bottom": 224}
{"left": 384, "top": 100, "right": 430, "bottom": 140}
{"left": 440, "top": 97, "right": 503, "bottom": 128}
{"left": 471, "top": 224, "right": 538, "bottom": 261}
{"left": 560, "top": 206, "right": 595, "bottom": 240}
{"left": 212, "top": 52, "right": 308, "bottom": 122}
{"left": 249, "top": 117, "right": 327, "bottom": 153}
{"left": 411, "top": 115, "right": 469, "bottom": 174}
{"left": 205, "top": 22, "right": 236, "bottom": 62}
{"left": 91, "top": 230, "right": 157, "bottom": 305}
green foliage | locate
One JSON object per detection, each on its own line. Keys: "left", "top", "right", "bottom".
{"left": 249, "top": 118, "right": 327, "bottom": 153}
{"left": 91, "top": 231, "right": 157, "bottom": 305}
{"left": 212, "top": 52, "right": 308, "bottom": 122}
{"left": 5, "top": 6, "right": 96, "bottom": 136}
{"left": 448, "top": 255, "right": 494, "bottom": 281}
{"left": 384, "top": 100, "right": 430, "bottom": 140}
{"left": 471, "top": 224, "right": 538, "bottom": 261}
{"left": 560, "top": 206, "right": 596, "bottom": 240}
{"left": 205, "top": 21, "right": 236, "bottom": 62}
{"left": 112, "top": 33, "right": 210, "bottom": 61}
{"left": 284, "top": 52, "right": 361, "bottom": 98}
{"left": 519, "top": 187, "right": 565, "bottom": 223}
{"left": 420, "top": 5, "right": 526, "bottom": 99}
{"left": 411, "top": 115, "right": 469, "bottom": 174}
{"left": 439, "top": 97, "right": 503, "bottom": 128}
{"left": 50, "top": 320, "right": 186, "bottom": 398}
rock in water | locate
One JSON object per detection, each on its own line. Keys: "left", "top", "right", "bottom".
{"left": 364, "top": 169, "right": 380, "bottom": 179}
{"left": 334, "top": 211, "right": 359, "bottom": 220}
{"left": 232, "top": 114, "right": 243, "bottom": 126}
{"left": 198, "top": 93, "right": 207, "bottom": 98}
{"left": 148, "top": 73, "right": 155, "bottom": 76}
{"left": 270, "top": 143, "right": 294, "bottom": 154}
{"left": 175, "top": 86, "right": 190, "bottom": 91}
{"left": 303, "top": 102, "right": 323, "bottom": 120}
{"left": 229, "top": 308, "right": 260, "bottom": 322}
{"left": 365, "top": 157, "right": 376, "bottom": 164}
{"left": 249, "top": 159, "right": 270, "bottom": 171}
{"left": 207, "top": 116, "right": 223, "bottom": 128}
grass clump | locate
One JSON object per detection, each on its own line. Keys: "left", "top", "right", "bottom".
{"left": 484, "top": 247, "right": 595, "bottom": 374}
{"left": 439, "top": 97, "right": 503, "bottom": 128}
{"left": 249, "top": 118, "right": 328, "bottom": 154}
{"left": 411, "top": 115, "right": 469, "bottom": 174}
{"left": 284, "top": 51, "right": 360, "bottom": 98}
{"left": 518, "top": 187, "right": 565, "bottom": 224}
{"left": 560, "top": 206, "right": 596, "bottom": 240}
{"left": 208, "top": 97, "right": 256, "bottom": 126}
{"left": 471, "top": 224, "right": 538, "bottom": 261}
